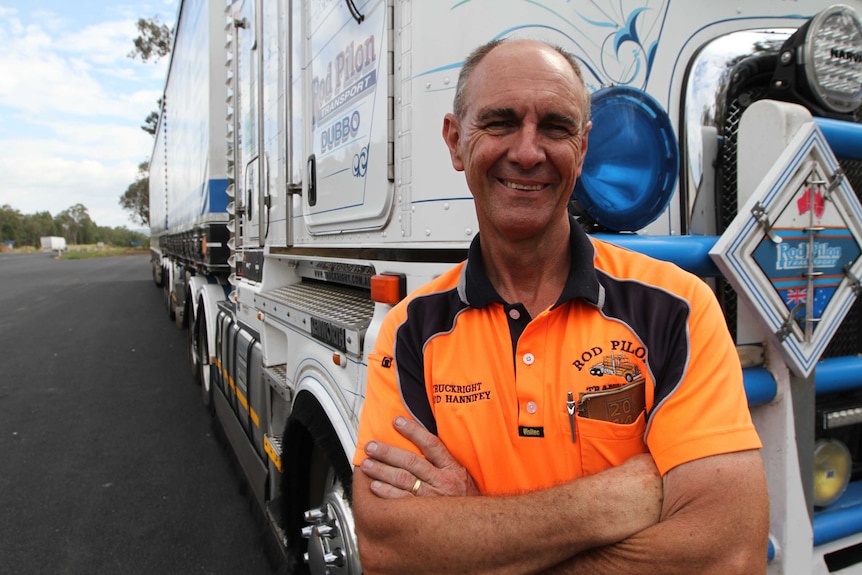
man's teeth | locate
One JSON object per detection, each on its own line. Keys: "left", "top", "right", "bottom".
{"left": 503, "top": 181, "right": 543, "bottom": 191}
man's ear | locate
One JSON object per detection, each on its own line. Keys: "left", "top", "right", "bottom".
{"left": 442, "top": 113, "right": 465, "bottom": 172}
{"left": 574, "top": 121, "right": 592, "bottom": 177}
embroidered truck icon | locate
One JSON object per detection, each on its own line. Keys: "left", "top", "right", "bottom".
{"left": 589, "top": 354, "right": 643, "bottom": 382}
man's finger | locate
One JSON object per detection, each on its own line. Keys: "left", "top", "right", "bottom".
{"left": 392, "top": 416, "right": 458, "bottom": 468}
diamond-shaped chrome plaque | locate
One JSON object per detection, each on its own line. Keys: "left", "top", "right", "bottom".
{"left": 710, "top": 121, "right": 862, "bottom": 377}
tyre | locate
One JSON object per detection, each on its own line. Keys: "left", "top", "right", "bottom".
{"left": 152, "top": 261, "right": 163, "bottom": 287}
{"left": 197, "top": 303, "right": 213, "bottom": 410}
{"left": 187, "top": 296, "right": 201, "bottom": 385}
{"left": 282, "top": 397, "right": 360, "bottom": 575}
{"left": 164, "top": 267, "right": 176, "bottom": 321}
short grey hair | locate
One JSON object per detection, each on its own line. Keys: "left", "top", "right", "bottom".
{"left": 451, "top": 38, "right": 591, "bottom": 127}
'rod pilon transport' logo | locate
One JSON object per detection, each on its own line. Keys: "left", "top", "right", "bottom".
{"left": 312, "top": 35, "right": 378, "bottom": 124}
{"left": 573, "top": 340, "right": 646, "bottom": 389}
{"left": 775, "top": 241, "right": 843, "bottom": 271}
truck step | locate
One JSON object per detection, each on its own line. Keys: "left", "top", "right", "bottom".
{"left": 264, "top": 434, "right": 284, "bottom": 473}
{"left": 263, "top": 364, "right": 291, "bottom": 402}
{"left": 254, "top": 283, "right": 374, "bottom": 357}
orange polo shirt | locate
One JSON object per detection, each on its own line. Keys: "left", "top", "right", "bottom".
{"left": 354, "top": 219, "right": 761, "bottom": 496}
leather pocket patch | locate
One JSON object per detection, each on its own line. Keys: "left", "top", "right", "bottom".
{"left": 578, "top": 380, "right": 645, "bottom": 424}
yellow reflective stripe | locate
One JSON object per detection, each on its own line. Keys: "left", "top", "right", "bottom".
{"left": 222, "top": 372, "right": 260, "bottom": 429}
{"left": 264, "top": 436, "right": 283, "bottom": 472}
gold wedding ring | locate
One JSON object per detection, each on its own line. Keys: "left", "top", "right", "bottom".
{"left": 411, "top": 478, "right": 422, "bottom": 496}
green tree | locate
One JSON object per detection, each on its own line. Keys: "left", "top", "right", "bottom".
{"left": 120, "top": 162, "right": 150, "bottom": 226}
{"left": 142, "top": 110, "right": 159, "bottom": 136}
{"left": 22, "top": 211, "right": 58, "bottom": 248}
{"left": 57, "top": 204, "right": 96, "bottom": 245}
{"left": 128, "top": 17, "right": 173, "bottom": 63}
{"left": 0, "top": 204, "right": 22, "bottom": 244}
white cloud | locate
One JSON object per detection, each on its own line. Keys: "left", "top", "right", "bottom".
{"left": 0, "top": 151, "right": 144, "bottom": 226}
{"left": 0, "top": 1, "right": 175, "bottom": 231}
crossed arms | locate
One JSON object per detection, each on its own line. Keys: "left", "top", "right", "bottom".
{"left": 352, "top": 416, "right": 769, "bottom": 575}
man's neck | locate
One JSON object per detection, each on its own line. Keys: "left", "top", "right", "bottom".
{"left": 480, "top": 222, "right": 571, "bottom": 318}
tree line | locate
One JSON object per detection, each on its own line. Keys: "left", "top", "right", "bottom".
{"left": 0, "top": 203, "right": 147, "bottom": 249}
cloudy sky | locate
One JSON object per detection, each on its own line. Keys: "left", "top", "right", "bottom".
{"left": 0, "top": 0, "right": 178, "bottom": 231}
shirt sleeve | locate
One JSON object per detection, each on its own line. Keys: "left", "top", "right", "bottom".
{"left": 646, "top": 278, "right": 762, "bottom": 475}
{"left": 352, "top": 303, "right": 427, "bottom": 467}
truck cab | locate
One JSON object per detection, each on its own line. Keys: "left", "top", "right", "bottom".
{"left": 151, "top": 2, "right": 862, "bottom": 573}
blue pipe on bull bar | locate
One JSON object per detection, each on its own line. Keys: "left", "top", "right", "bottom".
{"left": 815, "top": 117, "right": 862, "bottom": 161}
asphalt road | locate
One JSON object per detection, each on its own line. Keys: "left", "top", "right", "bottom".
{"left": 0, "top": 252, "right": 279, "bottom": 575}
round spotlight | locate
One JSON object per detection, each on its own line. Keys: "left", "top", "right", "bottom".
{"left": 573, "top": 86, "right": 678, "bottom": 233}
{"left": 803, "top": 4, "right": 862, "bottom": 114}
{"left": 813, "top": 438, "right": 852, "bottom": 508}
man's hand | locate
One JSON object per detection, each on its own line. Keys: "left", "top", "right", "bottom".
{"left": 359, "top": 416, "right": 481, "bottom": 499}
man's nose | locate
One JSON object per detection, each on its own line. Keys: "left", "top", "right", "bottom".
{"left": 507, "top": 125, "right": 545, "bottom": 169}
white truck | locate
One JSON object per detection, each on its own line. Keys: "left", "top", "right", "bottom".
{"left": 149, "top": 1, "right": 862, "bottom": 573}
{"left": 40, "top": 236, "right": 66, "bottom": 254}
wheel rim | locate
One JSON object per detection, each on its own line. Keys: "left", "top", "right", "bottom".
{"left": 201, "top": 352, "right": 212, "bottom": 403}
{"left": 197, "top": 308, "right": 212, "bottom": 405}
{"left": 188, "top": 303, "right": 200, "bottom": 382}
{"left": 301, "top": 471, "right": 361, "bottom": 575}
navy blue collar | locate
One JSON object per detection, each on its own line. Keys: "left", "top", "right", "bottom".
{"left": 459, "top": 215, "right": 601, "bottom": 309}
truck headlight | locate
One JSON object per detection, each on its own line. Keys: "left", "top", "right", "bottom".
{"left": 804, "top": 5, "right": 862, "bottom": 114}
{"left": 821, "top": 405, "right": 862, "bottom": 430}
{"left": 814, "top": 438, "right": 852, "bottom": 507}
{"left": 770, "top": 4, "right": 862, "bottom": 116}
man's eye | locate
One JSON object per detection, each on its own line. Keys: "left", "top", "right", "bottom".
{"left": 485, "top": 121, "right": 510, "bottom": 129}
{"left": 544, "top": 125, "right": 575, "bottom": 137}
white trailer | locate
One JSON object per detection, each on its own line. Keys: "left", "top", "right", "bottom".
{"left": 40, "top": 236, "right": 66, "bottom": 253}
{"left": 151, "top": 1, "right": 862, "bottom": 573}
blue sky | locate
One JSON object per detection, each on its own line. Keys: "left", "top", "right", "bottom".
{"left": 0, "top": 0, "right": 179, "bottom": 231}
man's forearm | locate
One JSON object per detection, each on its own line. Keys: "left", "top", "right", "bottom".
{"left": 353, "top": 455, "right": 663, "bottom": 575}
{"left": 543, "top": 522, "right": 765, "bottom": 575}
{"left": 539, "top": 451, "right": 769, "bottom": 575}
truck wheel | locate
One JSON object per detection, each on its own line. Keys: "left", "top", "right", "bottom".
{"left": 197, "top": 304, "right": 213, "bottom": 410}
{"left": 282, "top": 397, "right": 360, "bottom": 575}
{"left": 163, "top": 268, "right": 176, "bottom": 321}
{"left": 187, "top": 298, "right": 201, "bottom": 385}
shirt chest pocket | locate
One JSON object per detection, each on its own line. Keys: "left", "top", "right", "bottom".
{"left": 576, "top": 410, "right": 648, "bottom": 476}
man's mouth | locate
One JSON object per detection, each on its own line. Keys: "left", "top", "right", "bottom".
{"left": 501, "top": 180, "right": 544, "bottom": 192}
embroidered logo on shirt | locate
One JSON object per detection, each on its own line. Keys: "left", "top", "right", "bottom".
{"left": 572, "top": 340, "right": 647, "bottom": 386}
{"left": 381, "top": 356, "right": 393, "bottom": 368}
{"left": 432, "top": 383, "right": 491, "bottom": 404}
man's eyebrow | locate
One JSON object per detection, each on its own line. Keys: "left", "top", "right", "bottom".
{"left": 476, "top": 107, "right": 517, "bottom": 122}
{"left": 475, "top": 108, "right": 582, "bottom": 129}
{"left": 542, "top": 111, "right": 580, "bottom": 128}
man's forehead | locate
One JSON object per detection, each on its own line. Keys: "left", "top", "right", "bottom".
{"left": 466, "top": 74, "right": 585, "bottom": 123}
{"left": 464, "top": 43, "right": 583, "bottom": 105}
{"left": 479, "top": 40, "right": 574, "bottom": 77}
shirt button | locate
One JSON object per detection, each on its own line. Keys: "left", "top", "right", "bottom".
{"left": 523, "top": 353, "right": 535, "bottom": 365}
{"left": 526, "top": 401, "right": 538, "bottom": 414}
{"left": 508, "top": 308, "right": 521, "bottom": 320}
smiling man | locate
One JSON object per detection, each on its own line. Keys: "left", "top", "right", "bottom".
{"left": 351, "top": 38, "right": 768, "bottom": 574}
